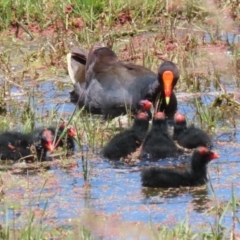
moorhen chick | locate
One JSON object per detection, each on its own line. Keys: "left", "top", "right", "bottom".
{"left": 173, "top": 112, "right": 213, "bottom": 149}
{"left": 67, "top": 43, "right": 179, "bottom": 119}
{"left": 102, "top": 111, "right": 150, "bottom": 160}
{"left": 49, "top": 122, "right": 77, "bottom": 152}
{"left": 0, "top": 128, "right": 54, "bottom": 161}
{"left": 141, "top": 146, "right": 219, "bottom": 188}
{"left": 33, "top": 128, "right": 55, "bottom": 161}
{"left": 141, "top": 112, "right": 178, "bottom": 160}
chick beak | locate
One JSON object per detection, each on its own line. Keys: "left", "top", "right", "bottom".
{"left": 68, "top": 127, "right": 77, "bottom": 137}
{"left": 210, "top": 152, "right": 219, "bottom": 160}
{"left": 45, "top": 141, "right": 54, "bottom": 152}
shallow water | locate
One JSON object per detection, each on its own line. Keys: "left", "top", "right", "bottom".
{"left": 2, "top": 84, "right": 240, "bottom": 232}
{"left": 2, "top": 127, "right": 240, "bottom": 234}
{"left": 1, "top": 42, "right": 240, "bottom": 237}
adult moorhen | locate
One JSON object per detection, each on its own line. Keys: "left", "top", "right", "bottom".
{"left": 0, "top": 128, "right": 54, "bottom": 161}
{"left": 67, "top": 43, "right": 179, "bottom": 119}
{"left": 173, "top": 112, "right": 213, "bottom": 149}
{"left": 141, "top": 112, "right": 178, "bottom": 160}
{"left": 141, "top": 146, "right": 219, "bottom": 188}
{"left": 102, "top": 110, "right": 150, "bottom": 160}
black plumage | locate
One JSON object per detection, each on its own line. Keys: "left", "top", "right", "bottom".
{"left": 173, "top": 112, "right": 212, "bottom": 149}
{"left": 141, "top": 146, "right": 219, "bottom": 188}
{"left": 102, "top": 112, "right": 149, "bottom": 160}
{"left": 0, "top": 132, "right": 33, "bottom": 161}
{"left": 48, "top": 123, "right": 77, "bottom": 152}
{"left": 68, "top": 44, "right": 179, "bottom": 119}
{"left": 141, "top": 112, "right": 178, "bottom": 160}
{"left": 0, "top": 128, "right": 54, "bottom": 161}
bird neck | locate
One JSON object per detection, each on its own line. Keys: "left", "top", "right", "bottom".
{"left": 190, "top": 155, "right": 208, "bottom": 179}
{"left": 152, "top": 119, "right": 168, "bottom": 133}
{"left": 132, "top": 119, "right": 149, "bottom": 132}
{"left": 173, "top": 123, "right": 187, "bottom": 136}
{"left": 156, "top": 88, "right": 167, "bottom": 103}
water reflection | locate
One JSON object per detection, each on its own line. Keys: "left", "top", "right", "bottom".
{"left": 141, "top": 186, "right": 210, "bottom": 213}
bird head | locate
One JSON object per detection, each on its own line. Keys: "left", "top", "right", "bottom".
{"left": 41, "top": 129, "right": 54, "bottom": 151}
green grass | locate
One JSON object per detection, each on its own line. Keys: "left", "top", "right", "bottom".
{"left": 0, "top": 0, "right": 237, "bottom": 34}
{"left": 1, "top": 0, "right": 240, "bottom": 238}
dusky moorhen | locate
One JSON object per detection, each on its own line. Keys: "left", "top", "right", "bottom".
{"left": 68, "top": 43, "right": 179, "bottom": 119}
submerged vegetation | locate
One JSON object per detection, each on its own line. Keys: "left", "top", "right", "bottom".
{"left": 0, "top": 0, "right": 240, "bottom": 238}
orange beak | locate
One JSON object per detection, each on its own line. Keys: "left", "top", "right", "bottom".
{"left": 68, "top": 127, "right": 77, "bottom": 137}
{"left": 210, "top": 152, "right": 219, "bottom": 160}
{"left": 162, "top": 71, "right": 174, "bottom": 105}
{"left": 45, "top": 141, "right": 54, "bottom": 152}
